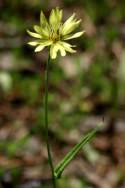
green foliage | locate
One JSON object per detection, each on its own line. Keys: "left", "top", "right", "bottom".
{"left": 54, "top": 126, "right": 99, "bottom": 178}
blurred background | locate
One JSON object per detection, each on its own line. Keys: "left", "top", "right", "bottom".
{"left": 0, "top": 0, "right": 125, "bottom": 188}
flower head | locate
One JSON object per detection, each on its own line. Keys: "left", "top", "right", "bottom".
{"left": 27, "top": 7, "right": 84, "bottom": 59}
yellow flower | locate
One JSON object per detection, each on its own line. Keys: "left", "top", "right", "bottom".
{"left": 27, "top": 7, "right": 84, "bottom": 59}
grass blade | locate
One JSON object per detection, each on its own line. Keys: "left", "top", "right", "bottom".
{"left": 54, "top": 125, "right": 100, "bottom": 179}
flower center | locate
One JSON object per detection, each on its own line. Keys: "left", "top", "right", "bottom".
{"left": 49, "top": 25, "right": 62, "bottom": 43}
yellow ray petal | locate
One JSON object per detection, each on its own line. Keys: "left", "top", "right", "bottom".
{"left": 27, "top": 30, "right": 42, "bottom": 38}
{"left": 35, "top": 45, "right": 45, "bottom": 52}
{"left": 50, "top": 44, "right": 58, "bottom": 59}
{"left": 50, "top": 42, "right": 67, "bottom": 59}
{"left": 34, "top": 25, "right": 42, "bottom": 34}
{"left": 64, "top": 31, "right": 85, "bottom": 40}
{"left": 34, "top": 41, "right": 52, "bottom": 52}
{"left": 63, "top": 13, "right": 76, "bottom": 27}
{"left": 40, "top": 10, "right": 48, "bottom": 27}
{"left": 28, "top": 41, "right": 38, "bottom": 46}
{"left": 49, "top": 8, "right": 62, "bottom": 29}
{"left": 56, "top": 43, "right": 66, "bottom": 56}
{"left": 59, "top": 41, "right": 76, "bottom": 53}
{"left": 62, "top": 19, "right": 81, "bottom": 35}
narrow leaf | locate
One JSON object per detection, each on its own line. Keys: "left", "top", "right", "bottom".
{"left": 54, "top": 125, "right": 100, "bottom": 179}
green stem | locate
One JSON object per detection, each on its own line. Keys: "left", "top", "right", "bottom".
{"left": 45, "top": 53, "right": 56, "bottom": 188}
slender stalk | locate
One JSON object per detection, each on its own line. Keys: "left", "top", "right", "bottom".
{"left": 45, "top": 52, "right": 56, "bottom": 188}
